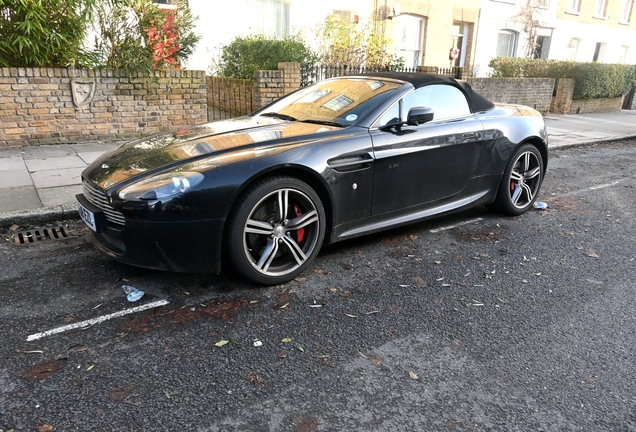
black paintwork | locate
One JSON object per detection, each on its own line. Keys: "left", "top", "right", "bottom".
{"left": 78, "top": 74, "right": 548, "bottom": 273}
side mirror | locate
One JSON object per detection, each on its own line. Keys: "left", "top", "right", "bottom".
{"left": 406, "top": 107, "right": 434, "bottom": 126}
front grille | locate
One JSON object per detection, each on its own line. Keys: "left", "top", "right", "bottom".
{"left": 83, "top": 180, "right": 126, "bottom": 226}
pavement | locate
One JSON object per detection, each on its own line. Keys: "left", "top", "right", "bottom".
{"left": 1, "top": 110, "right": 635, "bottom": 228}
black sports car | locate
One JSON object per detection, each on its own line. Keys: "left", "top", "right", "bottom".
{"left": 77, "top": 72, "right": 547, "bottom": 285}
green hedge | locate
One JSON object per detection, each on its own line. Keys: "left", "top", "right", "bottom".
{"left": 489, "top": 58, "right": 636, "bottom": 100}
{"left": 215, "top": 34, "right": 317, "bottom": 80}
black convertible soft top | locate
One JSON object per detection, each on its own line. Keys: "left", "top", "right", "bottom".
{"left": 355, "top": 72, "right": 495, "bottom": 113}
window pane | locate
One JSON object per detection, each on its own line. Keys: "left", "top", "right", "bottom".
{"left": 403, "top": 85, "right": 470, "bottom": 120}
{"left": 247, "top": 0, "right": 289, "bottom": 38}
{"left": 595, "top": 0, "right": 607, "bottom": 15}
{"left": 621, "top": 0, "right": 634, "bottom": 22}
{"left": 496, "top": 32, "right": 515, "bottom": 57}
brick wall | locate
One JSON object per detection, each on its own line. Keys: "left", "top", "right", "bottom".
{"left": 466, "top": 77, "right": 555, "bottom": 114}
{"left": 550, "top": 78, "right": 628, "bottom": 114}
{"left": 623, "top": 85, "right": 636, "bottom": 110}
{"left": 550, "top": 78, "right": 575, "bottom": 114}
{"left": 570, "top": 97, "right": 625, "bottom": 114}
{"left": 0, "top": 68, "right": 207, "bottom": 147}
{"left": 253, "top": 62, "right": 301, "bottom": 109}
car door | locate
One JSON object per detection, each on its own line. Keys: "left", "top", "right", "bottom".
{"left": 369, "top": 84, "right": 484, "bottom": 215}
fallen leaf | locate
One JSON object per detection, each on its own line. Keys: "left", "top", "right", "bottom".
{"left": 412, "top": 276, "right": 427, "bottom": 287}
{"left": 86, "top": 364, "right": 94, "bottom": 371}
{"left": 370, "top": 355, "right": 383, "bottom": 366}
{"left": 585, "top": 251, "right": 599, "bottom": 258}
{"left": 164, "top": 390, "right": 171, "bottom": 399}
{"left": 281, "top": 337, "right": 293, "bottom": 343}
{"left": 339, "top": 262, "right": 354, "bottom": 270}
{"left": 24, "top": 360, "right": 62, "bottom": 380}
{"left": 38, "top": 425, "right": 54, "bottom": 432}
{"left": 214, "top": 340, "right": 229, "bottom": 347}
{"left": 409, "top": 371, "right": 419, "bottom": 380}
{"left": 296, "top": 344, "right": 304, "bottom": 352}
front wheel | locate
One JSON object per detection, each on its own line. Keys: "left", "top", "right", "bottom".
{"left": 490, "top": 144, "right": 544, "bottom": 216}
{"left": 226, "top": 177, "right": 326, "bottom": 285}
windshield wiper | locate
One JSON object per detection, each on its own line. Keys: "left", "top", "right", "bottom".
{"left": 260, "top": 112, "right": 297, "bottom": 121}
{"left": 301, "top": 119, "right": 345, "bottom": 128}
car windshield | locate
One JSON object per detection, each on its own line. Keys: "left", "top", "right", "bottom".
{"left": 258, "top": 77, "right": 402, "bottom": 126}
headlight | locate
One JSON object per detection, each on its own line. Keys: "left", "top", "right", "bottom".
{"left": 118, "top": 172, "right": 204, "bottom": 201}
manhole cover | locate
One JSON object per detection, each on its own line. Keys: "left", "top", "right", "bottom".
{"left": 14, "top": 226, "right": 68, "bottom": 245}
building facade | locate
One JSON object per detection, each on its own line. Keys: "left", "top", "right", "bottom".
{"left": 473, "top": 0, "right": 636, "bottom": 76}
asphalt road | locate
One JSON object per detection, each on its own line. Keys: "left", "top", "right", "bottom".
{"left": 1, "top": 141, "right": 636, "bottom": 431}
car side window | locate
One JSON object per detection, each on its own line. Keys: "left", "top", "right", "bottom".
{"left": 403, "top": 84, "right": 470, "bottom": 121}
{"left": 377, "top": 102, "right": 401, "bottom": 127}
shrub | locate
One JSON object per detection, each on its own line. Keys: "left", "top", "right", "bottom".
{"left": 86, "top": 0, "right": 199, "bottom": 72}
{"left": 215, "top": 34, "right": 318, "bottom": 79}
{"left": 489, "top": 58, "right": 636, "bottom": 99}
{"left": 0, "top": 0, "right": 96, "bottom": 67}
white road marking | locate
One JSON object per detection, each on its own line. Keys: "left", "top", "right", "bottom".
{"left": 590, "top": 181, "right": 620, "bottom": 190}
{"left": 429, "top": 218, "right": 484, "bottom": 233}
{"left": 26, "top": 300, "right": 170, "bottom": 341}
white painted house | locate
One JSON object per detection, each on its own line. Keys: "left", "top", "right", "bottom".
{"left": 473, "top": 0, "right": 636, "bottom": 76}
{"left": 184, "top": 0, "right": 370, "bottom": 72}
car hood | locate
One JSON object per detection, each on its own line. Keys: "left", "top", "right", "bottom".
{"left": 86, "top": 116, "right": 340, "bottom": 189}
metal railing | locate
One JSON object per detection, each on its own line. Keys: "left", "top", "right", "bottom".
{"left": 301, "top": 65, "right": 465, "bottom": 87}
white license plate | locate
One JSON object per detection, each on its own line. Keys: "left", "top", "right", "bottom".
{"left": 78, "top": 201, "right": 98, "bottom": 232}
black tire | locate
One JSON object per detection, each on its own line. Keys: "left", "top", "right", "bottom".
{"left": 490, "top": 144, "right": 544, "bottom": 216}
{"left": 226, "top": 176, "right": 326, "bottom": 285}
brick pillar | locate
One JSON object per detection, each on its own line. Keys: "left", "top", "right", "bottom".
{"left": 253, "top": 62, "right": 301, "bottom": 110}
{"left": 278, "top": 62, "right": 301, "bottom": 94}
{"left": 550, "top": 78, "right": 575, "bottom": 114}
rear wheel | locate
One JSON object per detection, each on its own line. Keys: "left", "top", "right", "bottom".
{"left": 490, "top": 144, "right": 544, "bottom": 216}
{"left": 226, "top": 176, "right": 326, "bottom": 285}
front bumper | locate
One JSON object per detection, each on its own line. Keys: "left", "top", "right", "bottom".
{"left": 78, "top": 193, "right": 225, "bottom": 273}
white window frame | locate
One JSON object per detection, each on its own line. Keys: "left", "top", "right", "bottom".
{"left": 620, "top": 0, "right": 634, "bottom": 23}
{"left": 496, "top": 30, "right": 518, "bottom": 58}
{"left": 246, "top": 0, "right": 290, "bottom": 39}
{"left": 394, "top": 14, "right": 426, "bottom": 68}
{"left": 567, "top": 38, "right": 580, "bottom": 60}
{"left": 451, "top": 22, "right": 469, "bottom": 67}
{"left": 594, "top": 0, "right": 608, "bottom": 18}
{"left": 566, "top": 0, "right": 581, "bottom": 14}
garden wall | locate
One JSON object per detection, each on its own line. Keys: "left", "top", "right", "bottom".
{"left": 549, "top": 78, "right": 628, "bottom": 114}
{"left": 0, "top": 68, "right": 207, "bottom": 148}
{"left": 466, "top": 78, "right": 555, "bottom": 114}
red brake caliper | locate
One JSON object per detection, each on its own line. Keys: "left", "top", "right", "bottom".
{"left": 292, "top": 204, "right": 304, "bottom": 243}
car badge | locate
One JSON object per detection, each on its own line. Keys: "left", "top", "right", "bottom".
{"left": 102, "top": 164, "right": 109, "bottom": 169}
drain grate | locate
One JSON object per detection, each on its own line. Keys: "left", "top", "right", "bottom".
{"left": 14, "top": 226, "right": 68, "bottom": 244}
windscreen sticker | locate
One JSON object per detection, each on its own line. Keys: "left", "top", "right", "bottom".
{"left": 346, "top": 114, "right": 358, "bottom": 121}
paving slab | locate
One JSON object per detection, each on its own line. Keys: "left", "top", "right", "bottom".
{"left": 0, "top": 169, "right": 32, "bottom": 189}
{"left": 0, "top": 157, "right": 26, "bottom": 171}
{"left": 0, "top": 186, "right": 42, "bottom": 212}
{"left": 21, "top": 145, "right": 75, "bottom": 160}
{"left": 77, "top": 151, "right": 107, "bottom": 165}
{"left": 0, "top": 148, "right": 22, "bottom": 158}
{"left": 70, "top": 142, "right": 121, "bottom": 153}
{"left": 38, "top": 185, "right": 83, "bottom": 207}
{"left": 24, "top": 155, "right": 87, "bottom": 172}
{"left": 30, "top": 167, "right": 83, "bottom": 189}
